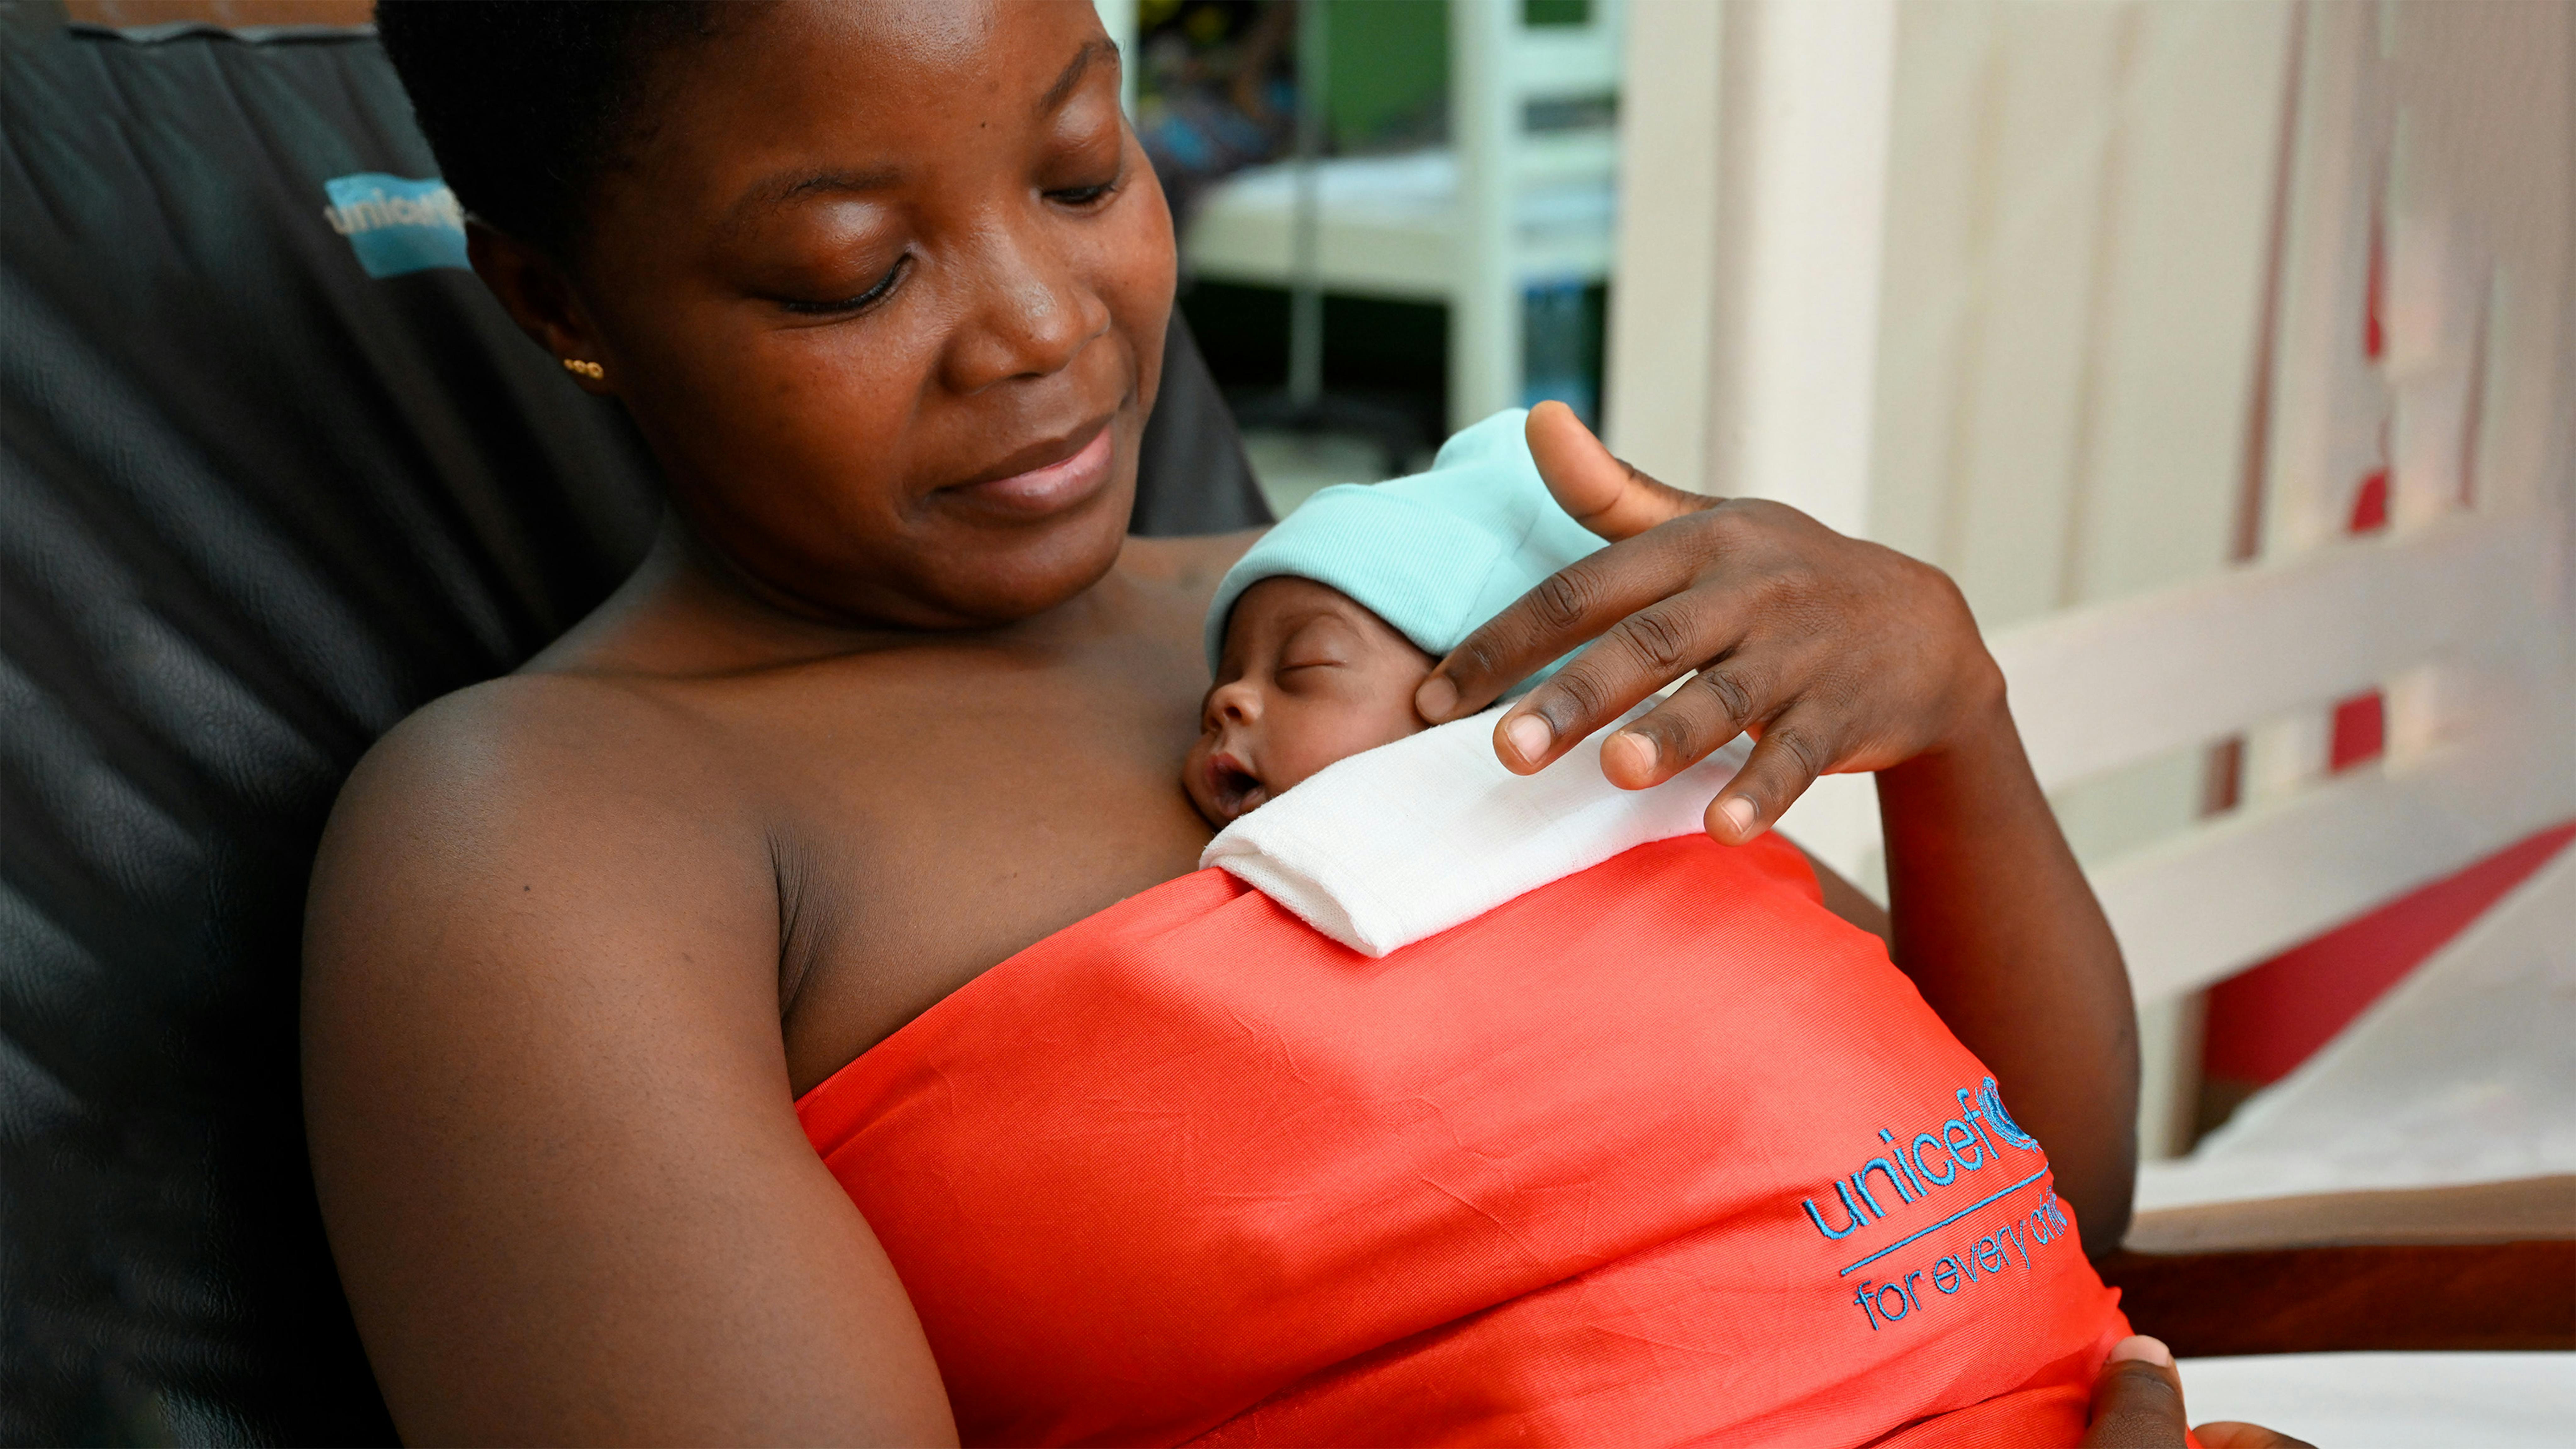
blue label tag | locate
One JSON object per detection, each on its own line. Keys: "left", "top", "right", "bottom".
{"left": 322, "top": 173, "right": 470, "bottom": 278}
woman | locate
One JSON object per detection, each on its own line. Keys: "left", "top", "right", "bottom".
{"left": 308, "top": 3, "right": 2265, "bottom": 1444}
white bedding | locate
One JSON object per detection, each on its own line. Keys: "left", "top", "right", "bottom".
{"left": 2138, "top": 843, "right": 2576, "bottom": 1210}
{"left": 2179, "top": 1352, "right": 2576, "bottom": 1447}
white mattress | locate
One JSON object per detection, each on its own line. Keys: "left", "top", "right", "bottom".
{"left": 2178, "top": 1352, "right": 2576, "bottom": 1447}
{"left": 1181, "top": 142, "right": 1620, "bottom": 300}
{"left": 2138, "top": 842, "right": 2576, "bottom": 1211}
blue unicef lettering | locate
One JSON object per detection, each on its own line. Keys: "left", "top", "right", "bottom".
{"left": 1855, "top": 1157, "right": 1915, "bottom": 1214}
{"left": 1942, "top": 1119, "right": 1983, "bottom": 1171}
{"left": 1975, "top": 1076, "right": 2041, "bottom": 1152}
{"left": 322, "top": 173, "right": 470, "bottom": 278}
{"left": 1803, "top": 1079, "right": 2051, "bottom": 1249}
{"left": 1802, "top": 1178, "right": 1868, "bottom": 1240}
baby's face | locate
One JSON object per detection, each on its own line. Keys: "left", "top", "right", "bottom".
{"left": 1185, "top": 577, "right": 1437, "bottom": 826}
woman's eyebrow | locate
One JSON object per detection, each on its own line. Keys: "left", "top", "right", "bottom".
{"left": 734, "top": 165, "right": 905, "bottom": 221}
{"left": 1037, "top": 38, "right": 1119, "bottom": 115}
{"left": 725, "top": 41, "right": 1118, "bottom": 222}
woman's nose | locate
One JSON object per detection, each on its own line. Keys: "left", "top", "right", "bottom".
{"left": 943, "top": 222, "right": 1111, "bottom": 394}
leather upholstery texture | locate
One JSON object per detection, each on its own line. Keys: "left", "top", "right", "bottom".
{"left": 0, "top": 23, "right": 1263, "bottom": 1445}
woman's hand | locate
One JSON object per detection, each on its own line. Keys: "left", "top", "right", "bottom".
{"left": 2079, "top": 1337, "right": 2315, "bottom": 1449}
{"left": 1413, "top": 402, "right": 2003, "bottom": 843}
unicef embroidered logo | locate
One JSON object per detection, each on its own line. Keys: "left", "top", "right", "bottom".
{"left": 1799, "top": 1078, "right": 2055, "bottom": 1255}
{"left": 1976, "top": 1076, "right": 2040, "bottom": 1151}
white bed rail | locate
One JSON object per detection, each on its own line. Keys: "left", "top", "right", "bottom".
{"left": 1777, "top": 502, "right": 2575, "bottom": 1008}
{"left": 1995, "top": 509, "right": 2575, "bottom": 1003}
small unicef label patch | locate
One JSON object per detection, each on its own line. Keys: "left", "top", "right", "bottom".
{"left": 322, "top": 173, "right": 469, "bottom": 278}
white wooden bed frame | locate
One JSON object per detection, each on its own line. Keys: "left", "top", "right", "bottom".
{"left": 1608, "top": 0, "right": 2573, "bottom": 1170}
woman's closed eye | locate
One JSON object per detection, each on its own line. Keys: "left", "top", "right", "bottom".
{"left": 1043, "top": 177, "right": 1120, "bottom": 208}
{"left": 1038, "top": 91, "right": 1128, "bottom": 209}
{"left": 776, "top": 254, "right": 910, "bottom": 317}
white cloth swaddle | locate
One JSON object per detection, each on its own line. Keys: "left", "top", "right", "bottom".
{"left": 1201, "top": 703, "right": 1751, "bottom": 957}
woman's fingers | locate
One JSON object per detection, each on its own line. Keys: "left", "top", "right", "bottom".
{"left": 1427, "top": 422, "right": 2003, "bottom": 811}
{"left": 1495, "top": 571, "right": 1773, "bottom": 772}
{"left": 1700, "top": 703, "right": 1840, "bottom": 843}
{"left": 2194, "top": 1424, "right": 2317, "bottom": 1449}
{"left": 2079, "top": 1337, "right": 2190, "bottom": 1448}
{"left": 1524, "top": 401, "right": 1713, "bottom": 542}
{"left": 1416, "top": 527, "right": 1703, "bottom": 729}
{"left": 2074, "top": 1336, "right": 2317, "bottom": 1449}
{"left": 1599, "top": 654, "right": 1775, "bottom": 790}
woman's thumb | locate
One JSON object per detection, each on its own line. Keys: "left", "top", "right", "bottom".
{"left": 2079, "top": 1336, "right": 2189, "bottom": 1448}
{"left": 1523, "top": 401, "right": 1707, "bottom": 541}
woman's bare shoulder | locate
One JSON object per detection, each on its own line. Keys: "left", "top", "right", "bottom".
{"left": 334, "top": 668, "right": 736, "bottom": 830}
{"left": 308, "top": 669, "right": 774, "bottom": 1000}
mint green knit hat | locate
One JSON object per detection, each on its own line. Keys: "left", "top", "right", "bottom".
{"left": 1205, "top": 409, "right": 1606, "bottom": 685}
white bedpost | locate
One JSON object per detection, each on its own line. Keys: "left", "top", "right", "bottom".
{"left": 1091, "top": 0, "right": 1139, "bottom": 114}
{"left": 1705, "top": 0, "right": 1895, "bottom": 541}
{"left": 1450, "top": 0, "right": 1522, "bottom": 431}
{"left": 1603, "top": 0, "right": 1724, "bottom": 490}
{"left": 1607, "top": 0, "right": 1893, "bottom": 533}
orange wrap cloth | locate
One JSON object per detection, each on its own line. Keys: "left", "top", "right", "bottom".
{"left": 797, "top": 833, "right": 2128, "bottom": 1447}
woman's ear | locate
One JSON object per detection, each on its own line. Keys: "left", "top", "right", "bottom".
{"left": 465, "top": 219, "right": 614, "bottom": 394}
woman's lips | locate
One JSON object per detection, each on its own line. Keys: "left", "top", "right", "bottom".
{"left": 943, "top": 423, "right": 1114, "bottom": 519}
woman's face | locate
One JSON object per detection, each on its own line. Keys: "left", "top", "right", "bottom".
{"left": 551, "top": 0, "right": 1174, "bottom": 628}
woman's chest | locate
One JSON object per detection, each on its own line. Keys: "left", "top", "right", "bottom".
{"left": 733, "top": 653, "right": 1217, "bottom": 1092}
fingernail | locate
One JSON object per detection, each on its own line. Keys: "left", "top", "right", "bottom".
{"left": 1503, "top": 713, "right": 1553, "bottom": 764}
{"left": 1609, "top": 731, "right": 1657, "bottom": 777}
{"left": 1717, "top": 796, "right": 1757, "bottom": 838}
{"left": 2108, "top": 1336, "right": 2173, "bottom": 1368}
{"left": 1415, "top": 675, "right": 1458, "bottom": 721}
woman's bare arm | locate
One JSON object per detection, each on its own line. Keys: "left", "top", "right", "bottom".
{"left": 1873, "top": 691, "right": 2134, "bottom": 1254}
{"left": 1412, "top": 403, "right": 2138, "bottom": 1257}
{"left": 303, "top": 680, "right": 957, "bottom": 1446}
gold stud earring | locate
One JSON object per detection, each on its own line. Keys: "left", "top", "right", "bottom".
{"left": 561, "top": 357, "right": 605, "bottom": 380}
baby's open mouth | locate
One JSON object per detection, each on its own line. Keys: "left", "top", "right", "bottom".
{"left": 1204, "top": 751, "right": 1269, "bottom": 821}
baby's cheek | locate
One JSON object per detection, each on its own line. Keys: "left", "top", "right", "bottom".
{"left": 1267, "top": 705, "right": 1417, "bottom": 794}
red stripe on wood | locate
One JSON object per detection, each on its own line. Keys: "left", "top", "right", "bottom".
{"left": 2328, "top": 690, "right": 2385, "bottom": 771}
{"left": 2201, "top": 821, "right": 2576, "bottom": 1086}
{"left": 2349, "top": 467, "right": 2390, "bottom": 532}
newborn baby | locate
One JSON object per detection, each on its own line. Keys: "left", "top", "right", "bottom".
{"left": 1186, "top": 409, "right": 1603, "bottom": 825}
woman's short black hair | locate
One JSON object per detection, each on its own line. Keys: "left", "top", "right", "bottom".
{"left": 375, "top": 0, "right": 716, "bottom": 256}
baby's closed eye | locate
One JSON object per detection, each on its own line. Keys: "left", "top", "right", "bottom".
{"left": 1278, "top": 617, "right": 1359, "bottom": 674}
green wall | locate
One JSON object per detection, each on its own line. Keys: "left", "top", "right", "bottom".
{"left": 1323, "top": 0, "right": 1447, "bottom": 152}
{"left": 1319, "top": 0, "right": 1597, "bottom": 151}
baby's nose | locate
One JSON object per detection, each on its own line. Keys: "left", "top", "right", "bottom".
{"left": 1207, "top": 679, "right": 1263, "bottom": 728}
